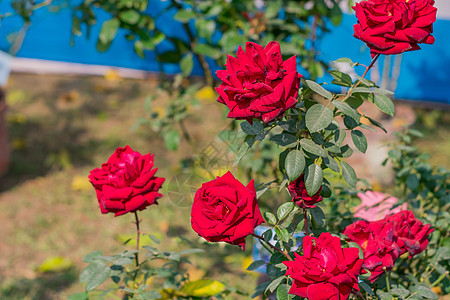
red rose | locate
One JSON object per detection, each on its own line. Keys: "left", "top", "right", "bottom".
{"left": 283, "top": 232, "right": 363, "bottom": 300}
{"left": 386, "top": 210, "right": 433, "bottom": 257}
{"left": 353, "top": 0, "right": 437, "bottom": 57}
{"left": 88, "top": 146, "right": 165, "bottom": 217}
{"left": 344, "top": 221, "right": 399, "bottom": 282}
{"left": 215, "top": 41, "right": 302, "bottom": 123}
{"left": 190, "top": 171, "right": 264, "bottom": 250}
{"left": 288, "top": 174, "right": 323, "bottom": 209}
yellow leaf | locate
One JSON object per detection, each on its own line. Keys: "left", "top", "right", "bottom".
{"left": 11, "top": 138, "right": 26, "bottom": 150}
{"left": 6, "top": 113, "right": 27, "bottom": 124}
{"left": 71, "top": 175, "right": 92, "bottom": 191}
{"left": 194, "top": 86, "right": 216, "bottom": 102}
{"left": 104, "top": 69, "right": 122, "bottom": 81}
{"left": 181, "top": 279, "right": 226, "bottom": 297}
{"left": 152, "top": 106, "right": 166, "bottom": 118}
{"left": 37, "top": 256, "right": 73, "bottom": 273}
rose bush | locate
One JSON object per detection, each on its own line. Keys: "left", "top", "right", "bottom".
{"left": 288, "top": 174, "right": 323, "bottom": 209}
{"left": 215, "top": 41, "right": 302, "bottom": 123}
{"left": 88, "top": 145, "right": 165, "bottom": 217}
{"left": 283, "top": 232, "right": 363, "bottom": 299}
{"left": 353, "top": 0, "right": 437, "bottom": 56}
{"left": 190, "top": 171, "right": 264, "bottom": 250}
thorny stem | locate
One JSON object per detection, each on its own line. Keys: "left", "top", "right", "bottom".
{"left": 342, "top": 53, "right": 381, "bottom": 101}
{"left": 303, "top": 209, "right": 309, "bottom": 235}
{"left": 361, "top": 53, "right": 381, "bottom": 79}
{"left": 251, "top": 233, "right": 293, "bottom": 261}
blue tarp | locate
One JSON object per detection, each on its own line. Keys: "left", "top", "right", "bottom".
{"left": 1, "top": 1, "right": 449, "bottom": 104}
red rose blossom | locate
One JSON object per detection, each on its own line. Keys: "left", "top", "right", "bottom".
{"left": 190, "top": 171, "right": 264, "bottom": 250}
{"left": 283, "top": 232, "right": 363, "bottom": 299}
{"left": 343, "top": 210, "right": 432, "bottom": 281}
{"left": 215, "top": 41, "right": 302, "bottom": 123}
{"left": 386, "top": 210, "right": 433, "bottom": 257}
{"left": 344, "top": 220, "right": 400, "bottom": 282}
{"left": 288, "top": 174, "right": 323, "bottom": 209}
{"left": 88, "top": 146, "right": 165, "bottom": 217}
{"left": 353, "top": 0, "right": 437, "bottom": 57}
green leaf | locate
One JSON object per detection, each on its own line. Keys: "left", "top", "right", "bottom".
{"left": 270, "top": 133, "right": 298, "bottom": 148}
{"left": 180, "top": 53, "right": 194, "bottom": 76}
{"left": 134, "top": 41, "right": 144, "bottom": 58}
{"left": 323, "top": 154, "right": 340, "bottom": 172}
{"left": 136, "top": 291, "right": 161, "bottom": 299}
{"left": 374, "top": 94, "right": 395, "bottom": 117}
{"left": 234, "top": 136, "right": 255, "bottom": 166}
{"left": 266, "top": 276, "right": 285, "bottom": 293}
{"left": 300, "top": 139, "right": 327, "bottom": 157}
{"left": 278, "top": 119, "right": 297, "bottom": 133}
{"left": 411, "top": 284, "right": 438, "bottom": 299}
{"left": 341, "top": 161, "right": 357, "bottom": 187}
{"left": 332, "top": 100, "right": 360, "bottom": 122}
{"left": 181, "top": 279, "right": 226, "bottom": 297}
{"left": 241, "top": 121, "right": 264, "bottom": 135}
{"left": 83, "top": 251, "right": 102, "bottom": 263}
{"left": 340, "top": 145, "right": 353, "bottom": 158}
{"left": 305, "top": 164, "right": 323, "bottom": 195}
{"left": 306, "top": 104, "right": 333, "bottom": 132}
{"left": 365, "top": 115, "right": 387, "bottom": 133}
{"left": 99, "top": 19, "right": 119, "bottom": 44}
{"left": 264, "top": 212, "right": 277, "bottom": 225}
{"left": 157, "top": 50, "right": 182, "bottom": 63}
{"left": 194, "top": 43, "right": 221, "bottom": 59}
{"left": 351, "top": 130, "right": 368, "bottom": 153}
{"left": 334, "top": 57, "right": 356, "bottom": 67}
{"left": 247, "top": 260, "right": 266, "bottom": 271}
{"left": 174, "top": 9, "right": 196, "bottom": 23}
{"left": 67, "top": 292, "right": 88, "bottom": 300}
{"left": 406, "top": 174, "right": 419, "bottom": 190}
{"left": 274, "top": 226, "right": 289, "bottom": 243}
{"left": 277, "top": 202, "right": 295, "bottom": 221}
{"left": 359, "top": 282, "right": 374, "bottom": 295}
{"left": 119, "top": 10, "right": 140, "bottom": 24}
{"left": 276, "top": 283, "right": 292, "bottom": 300}
{"left": 310, "top": 206, "right": 325, "bottom": 227}
{"left": 391, "top": 287, "right": 410, "bottom": 298}
{"left": 285, "top": 150, "right": 305, "bottom": 181}
{"left": 80, "top": 261, "right": 111, "bottom": 291}
{"left": 305, "top": 80, "right": 333, "bottom": 100}
{"left": 329, "top": 70, "right": 353, "bottom": 87}
{"left": 163, "top": 130, "right": 180, "bottom": 151}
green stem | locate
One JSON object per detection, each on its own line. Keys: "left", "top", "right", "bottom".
{"left": 384, "top": 268, "right": 391, "bottom": 294}
{"left": 132, "top": 212, "right": 141, "bottom": 284}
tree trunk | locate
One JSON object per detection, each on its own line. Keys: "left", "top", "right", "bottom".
{"left": 0, "top": 88, "right": 9, "bottom": 177}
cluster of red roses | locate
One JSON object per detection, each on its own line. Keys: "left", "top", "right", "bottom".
{"left": 87, "top": 0, "right": 438, "bottom": 299}
{"left": 343, "top": 210, "right": 433, "bottom": 282}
